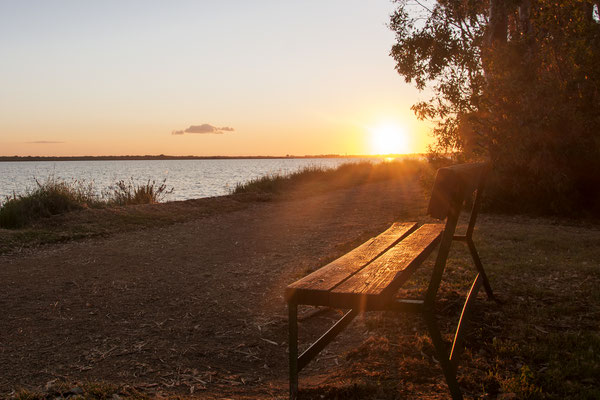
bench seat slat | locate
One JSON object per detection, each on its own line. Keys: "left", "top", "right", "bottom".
{"left": 285, "top": 222, "right": 417, "bottom": 305}
{"left": 330, "top": 224, "right": 444, "bottom": 309}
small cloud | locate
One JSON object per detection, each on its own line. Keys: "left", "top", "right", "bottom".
{"left": 27, "top": 141, "right": 64, "bottom": 144}
{"left": 171, "top": 123, "right": 234, "bottom": 135}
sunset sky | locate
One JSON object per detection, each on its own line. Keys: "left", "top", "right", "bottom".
{"left": 0, "top": 1, "right": 433, "bottom": 157}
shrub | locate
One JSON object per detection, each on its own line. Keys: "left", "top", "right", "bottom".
{"left": 104, "top": 179, "right": 173, "bottom": 206}
{"left": 0, "top": 177, "right": 98, "bottom": 229}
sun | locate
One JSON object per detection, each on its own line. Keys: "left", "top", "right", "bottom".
{"left": 369, "top": 122, "right": 410, "bottom": 155}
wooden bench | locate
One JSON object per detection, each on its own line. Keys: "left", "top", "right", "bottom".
{"left": 285, "top": 162, "right": 497, "bottom": 400}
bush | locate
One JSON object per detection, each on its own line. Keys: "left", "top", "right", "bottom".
{"left": 0, "top": 177, "right": 98, "bottom": 228}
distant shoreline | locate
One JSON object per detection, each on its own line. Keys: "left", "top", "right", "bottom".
{"left": 0, "top": 154, "right": 416, "bottom": 162}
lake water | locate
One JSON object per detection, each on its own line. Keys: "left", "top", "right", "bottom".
{"left": 0, "top": 158, "right": 374, "bottom": 202}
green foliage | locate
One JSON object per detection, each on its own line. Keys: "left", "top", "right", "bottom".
{"left": 390, "top": 0, "right": 488, "bottom": 150}
{"left": 390, "top": 0, "right": 600, "bottom": 214}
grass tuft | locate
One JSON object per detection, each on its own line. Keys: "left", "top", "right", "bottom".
{"left": 104, "top": 178, "right": 173, "bottom": 206}
{"left": 0, "top": 177, "right": 98, "bottom": 229}
{"left": 0, "top": 177, "right": 173, "bottom": 229}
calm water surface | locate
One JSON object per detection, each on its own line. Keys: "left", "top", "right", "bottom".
{"left": 0, "top": 158, "right": 371, "bottom": 202}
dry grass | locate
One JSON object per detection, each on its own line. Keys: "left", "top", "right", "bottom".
{"left": 0, "top": 177, "right": 173, "bottom": 229}
{"left": 12, "top": 380, "right": 150, "bottom": 400}
{"left": 299, "top": 216, "right": 600, "bottom": 399}
{"left": 232, "top": 159, "right": 428, "bottom": 197}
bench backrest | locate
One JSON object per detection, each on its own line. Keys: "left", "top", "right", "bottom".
{"left": 424, "top": 162, "right": 490, "bottom": 305}
{"left": 427, "top": 162, "right": 490, "bottom": 222}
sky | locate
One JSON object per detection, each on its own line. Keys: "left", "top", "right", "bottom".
{"left": 0, "top": 0, "right": 433, "bottom": 157}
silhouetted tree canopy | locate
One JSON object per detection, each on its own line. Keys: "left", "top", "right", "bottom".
{"left": 390, "top": 0, "right": 600, "bottom": 214}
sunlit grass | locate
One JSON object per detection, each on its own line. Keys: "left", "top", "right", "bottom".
{"left": 232, "top": 159, "right": 428, "bottom": 196}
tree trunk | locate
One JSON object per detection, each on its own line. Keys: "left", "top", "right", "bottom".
{"left": 519, "top": 0, "right": 531, "bottom": 36}
{"left": 483, "top": 0, "right": 510, "bottom": 79}
{"left": 487, "top": 0, "right": 509, "bottom": 47}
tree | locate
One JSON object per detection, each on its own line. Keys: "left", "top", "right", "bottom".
{"left": 390, "top": 0, "right": 600, "bottom": 213}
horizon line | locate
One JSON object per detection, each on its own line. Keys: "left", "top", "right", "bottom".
{"left": 0, "top": 153, "right": 424, "bottom": 162}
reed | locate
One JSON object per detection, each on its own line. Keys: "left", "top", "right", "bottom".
{"left": 0, "top": 177, "right": 173, "bottom": 229}
{"left": 104, "top": 179, "right": 173, "bottom": 206}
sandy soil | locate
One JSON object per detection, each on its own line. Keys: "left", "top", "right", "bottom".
{"left": 0, "top": 178, "right": 431, "bottom": 399}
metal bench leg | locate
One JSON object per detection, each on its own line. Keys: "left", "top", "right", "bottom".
{"left": 449, "top": 273, "right": 482, "bottom": 365}
{"left": 423, "top": 312, "right": 463, "bottom": 400}
{"left": 466, "top": 238, "right": 496, "bottom": 302}
{"left": 289, "top": 302, "right": 298, "bottom": 400}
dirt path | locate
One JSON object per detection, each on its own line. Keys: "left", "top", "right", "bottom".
{"left": 0, "top": 178, "right": 428, "bottom": 399}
